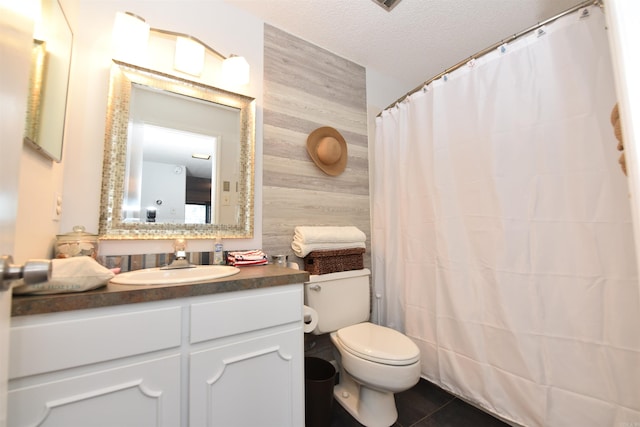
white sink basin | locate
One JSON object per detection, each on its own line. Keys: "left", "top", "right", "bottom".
{"left": 110, "top": 265, "right": 240, "bottom": 285}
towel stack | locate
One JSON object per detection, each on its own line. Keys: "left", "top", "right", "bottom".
{"left": 291, "top": 226, "right": 366, "bottom": 258}
{"left": 227, "top": 250, "right": 268, "bottom": 266}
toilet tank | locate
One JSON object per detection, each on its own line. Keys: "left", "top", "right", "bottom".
{"left": 304, "top": 268, "right": 371, "bottom": 335}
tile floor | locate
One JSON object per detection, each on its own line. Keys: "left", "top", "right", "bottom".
{"left": 330, "top": 378, "right": 510, "bottom": 427}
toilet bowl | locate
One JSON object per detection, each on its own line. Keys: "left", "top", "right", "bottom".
{"left": 304, "top": 269, "right": 421, "bottom": 427}
{"left": 331, "top": 323, "right": 420, "bottom": 427}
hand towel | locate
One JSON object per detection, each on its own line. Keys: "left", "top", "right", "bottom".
{"left": 12, "top": 257, "right": 113, "bottom": 295}
{"left": 227, "top": 250, "right": 268, "bottom": 266}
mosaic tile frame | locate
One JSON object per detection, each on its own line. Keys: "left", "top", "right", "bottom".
{"left": 24, "top": 40, "right": 47, "bottom": 149}
{"left": 99, "top": 61, "right": 255, "bottom": 240}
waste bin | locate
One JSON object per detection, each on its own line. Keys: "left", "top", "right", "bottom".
{"left": 305, "top": 356, "right": 336, "bottom": 427}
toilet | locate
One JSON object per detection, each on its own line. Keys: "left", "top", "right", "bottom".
{"left": 304, "top": 268, "right": 420, "bottom": 427}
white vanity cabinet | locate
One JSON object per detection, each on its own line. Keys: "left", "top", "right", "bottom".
{"left": 188, "top": 286, "right": 304, "bottom": 426}
{"left": 8, "top": 303, "right": 183, "bottom": 426}
{"left": 8, "top": 283, "right": 304, "bottom": 427}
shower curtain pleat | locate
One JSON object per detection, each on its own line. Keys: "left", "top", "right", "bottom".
{"left": 372, "top": 6, "right": 640, "bottom": 426}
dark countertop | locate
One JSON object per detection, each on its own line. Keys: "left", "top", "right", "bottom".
{"left": 11, "top": 265, "right": 310, "bottom": 317}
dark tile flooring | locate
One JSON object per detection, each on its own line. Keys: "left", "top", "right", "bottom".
{"left": 330, "top": 378, "right": 510, "bottom": 427}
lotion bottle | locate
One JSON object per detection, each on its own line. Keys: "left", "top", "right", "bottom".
{"left": 213, "top": 236, "right": 224, "bottom": 265}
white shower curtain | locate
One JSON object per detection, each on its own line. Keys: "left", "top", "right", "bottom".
{"left": 373, "top": 6, "right": 640, "bottom": 427}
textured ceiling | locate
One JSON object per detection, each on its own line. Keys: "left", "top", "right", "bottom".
{"left": 224, "top": 0, "right": 584, "bottom": 90}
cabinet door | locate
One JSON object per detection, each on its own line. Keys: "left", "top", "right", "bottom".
{"left": 8, "top": 354, "right": 181, "bottom": 427}
{"left": 189, "top": 327, "right": 304, "bottom": 427}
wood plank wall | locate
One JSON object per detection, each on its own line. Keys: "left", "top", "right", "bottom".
{"left": 263, "top": 26, "right": 370, "bottom": 358}
{"left": 262, "top": 24, "right": 370, "bottom": 269}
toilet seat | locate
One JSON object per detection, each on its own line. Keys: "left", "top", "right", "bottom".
{"left": 336, "top": 322, "right": 420, "bottom": 366}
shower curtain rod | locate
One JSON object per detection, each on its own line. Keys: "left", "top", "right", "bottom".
{"left": 377, "top": 0, "right": 603, "bottom": 117}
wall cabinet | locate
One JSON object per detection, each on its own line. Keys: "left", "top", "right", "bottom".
{"left": 8, "top": 284, "right": 304, "bottom": 427}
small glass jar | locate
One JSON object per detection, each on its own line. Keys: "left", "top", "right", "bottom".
{"left": 55, "top": 225, "right": 98, "bottom": 259}
{"left": 272, "top": 254, "right": 287, "bottom": 267}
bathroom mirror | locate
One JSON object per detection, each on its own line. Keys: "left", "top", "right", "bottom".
{"left": 99, "top": 61, "right": 255, "bottom": 239}
{"left": 23, "top": 0, "right": 73, "bottom": 162}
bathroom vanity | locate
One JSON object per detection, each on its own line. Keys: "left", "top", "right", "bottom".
{"left": 8, "top": 265, "right": 308, "bottom": 427}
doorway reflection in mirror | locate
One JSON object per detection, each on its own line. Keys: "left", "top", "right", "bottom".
{"left": 123, "top": 123, "right": 221, "bottom": 225}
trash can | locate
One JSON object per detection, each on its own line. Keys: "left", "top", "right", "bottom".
{"left": 305, "top": 356, "right": 336, "bottom": 427}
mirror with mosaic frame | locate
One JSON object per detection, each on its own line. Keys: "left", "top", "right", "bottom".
{"left": 99, "top": 61, "right": 255, "bottom": 240}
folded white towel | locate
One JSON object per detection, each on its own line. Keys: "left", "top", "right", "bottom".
{"left": 291, "top": 241, "right": 366, "bottom": 258}
{"left": 293, "top": 226, "right": 366, "bottom": 245}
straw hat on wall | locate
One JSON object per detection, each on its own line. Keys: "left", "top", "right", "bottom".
{"left": 306, "top": 127, "right": 348, "bottom": 176}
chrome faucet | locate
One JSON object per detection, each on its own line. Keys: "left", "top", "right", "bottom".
{"left": 162, "top": 239, "right": 195, "bottom": 270}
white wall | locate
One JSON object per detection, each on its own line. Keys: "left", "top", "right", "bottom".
{"left": 10, "top": 0, "right": 74, "bottom": 265}
{"left": 14, "top": 148, "right": 65, "bottom": 263}
{"left": 365, "top": 67, "right": 413, "bottom": 171}
{"left": 12, "top": 0, "right": 266, "bottom": 260}
{"left": 57, "top": 0, "right": 264, "bottom": 256}
{"left": 365, "top": 67, "right": 414, "bottom": 120}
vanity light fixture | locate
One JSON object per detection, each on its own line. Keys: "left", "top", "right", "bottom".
{"left": 112, "top": 12, "right": 150, "bottom": 64}
{"left": 111, "top": 11, "right": 250, "bottom": 84}
{"left": 222, "top": 55, "right": 250, "bottom": 87}
{"left": 31, "top": 0, "right": 44, "bottom": 40}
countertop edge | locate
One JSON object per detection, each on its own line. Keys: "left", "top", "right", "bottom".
{"left": 11, "top": 265, "right": 310, "bottom": 317}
